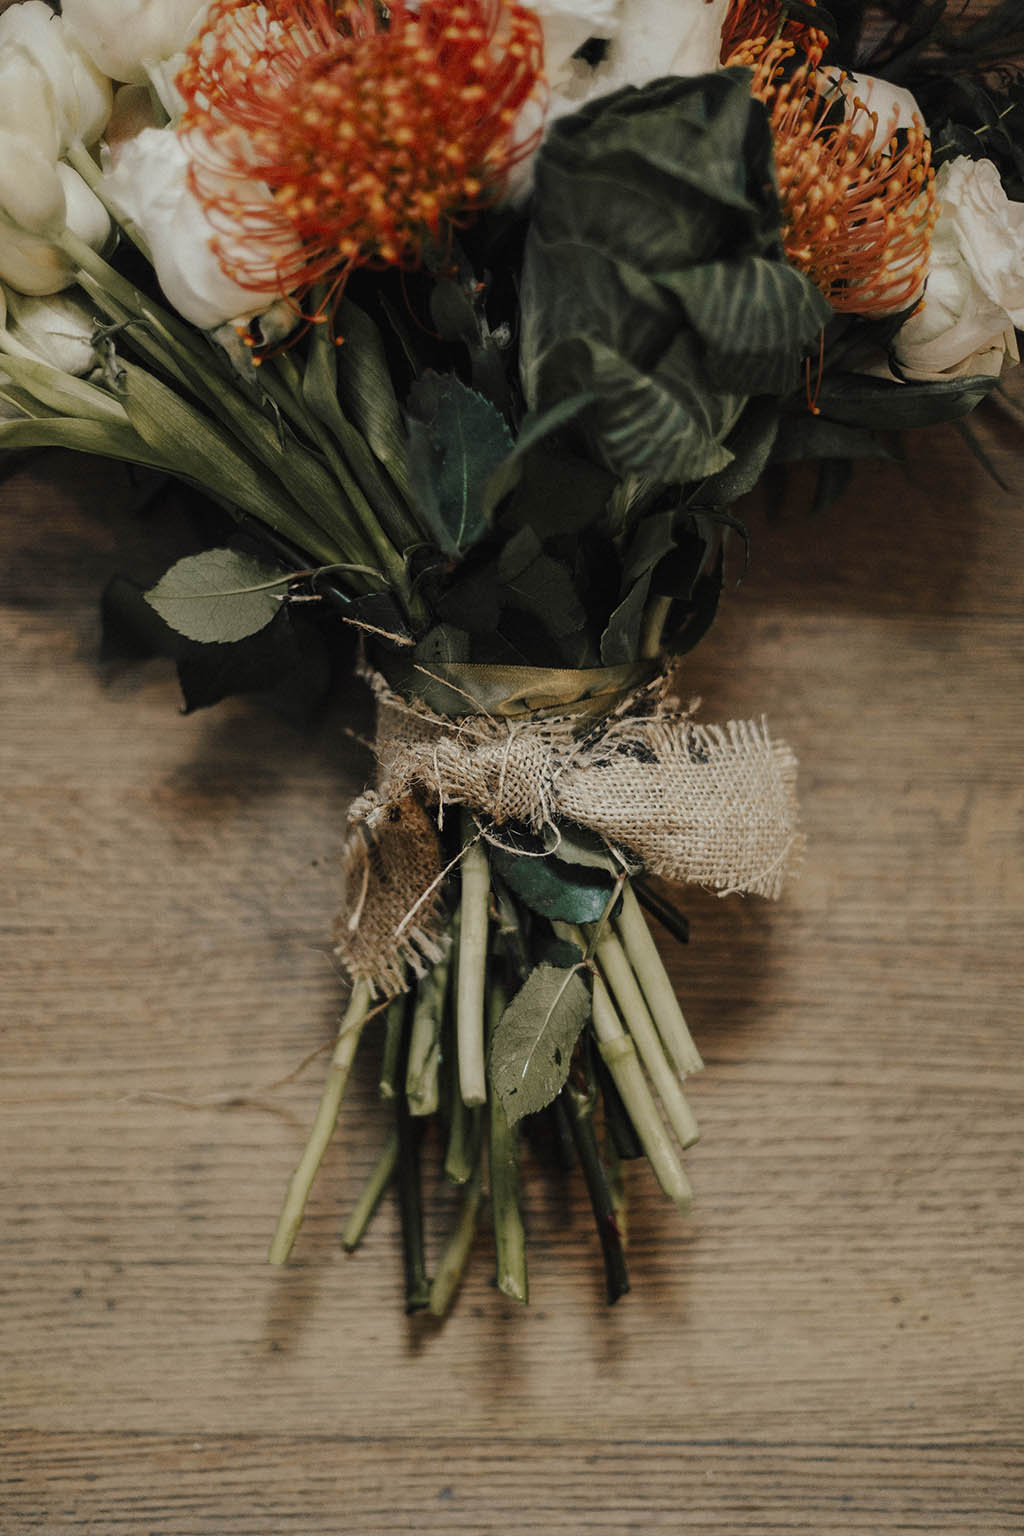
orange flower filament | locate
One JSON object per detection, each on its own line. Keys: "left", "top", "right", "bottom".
{"left": 751, "top": 49, "right": 937, "bottom": 315}
{"left": 176, "top": 0, "right": 544, "bottom": 305}
{"left": 721, "top": 0, "right": 827, "bottom": 70}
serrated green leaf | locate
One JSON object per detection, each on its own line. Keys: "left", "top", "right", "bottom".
{"left": 490, "top": 962, "right": 591, "bottom": 1125}
{"left": 406, "top": 371, "right": 513, "bottom": 556}
{"left": 145, "top": 548, "right": 291, "bottom": 643}
{"left": 490, "top": 844, "right": 615, "bottom": 923}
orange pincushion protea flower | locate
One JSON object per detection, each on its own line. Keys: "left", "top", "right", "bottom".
{"left": 720, "top": 0, "right": 827, "bottom": 70}
{"left": 748, "top": 48, "right": 937, "bottom": 316}
{"left": 176, "top": 0, "right": 544, "bottom": 307}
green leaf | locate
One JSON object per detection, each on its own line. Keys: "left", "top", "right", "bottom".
{"left": 406, "top": 371, "right": 513, "bottom": 556}
{"left": 490, "top": 961, "right": 591, "bottom": 1125}
{"left": 660, "top": 256, "right": 832, "bottom": 394}
{"left": 490, "top": 845, "right": 615, "bottom": 924}
{"left": 815, "top": 372, "right": 1000, "bottom": 430}
{"left": 497, "top": 526, "right": 587, "bottom": 641}
{"left": 774, "top": 415, "right": 897, "bottom": 463}
{"left": 542, "top": 823, "right": 626, "bottom": 873}
{"left": 116, "top": 361, "right": 340, "bottom": 561}
{"left": 0, "top": 413, "right": 172, "bottom": 467}
{"left": 696, "top": 397, "right": 779, "bottom": 507}
{"left": 0, "top": 353, "right": 128, "bottom": 425}
{"left": 600, "top": 569, "right": 651, "bottom": 665}
{"left": 144, "top": 548, "right": 292, "bottom": 643}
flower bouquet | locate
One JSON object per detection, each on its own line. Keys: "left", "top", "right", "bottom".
{"left": 1, "top": 0, "right": 1020, "bottom": 1312}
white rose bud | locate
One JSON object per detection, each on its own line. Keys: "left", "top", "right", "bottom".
{"left": 102, "top": 127, "right": 301, "bottom": 330}
{"left": 61, "top": 0, "right": 209, "bottom": 86}
{"left": 0, "top": 126, "right": 66, "bottom": 236}
{"left": 0, "top": 1, "right": 112, "bottom": 150}
{"left": 894, "top": 156, "right": 1024, "bottom": 381}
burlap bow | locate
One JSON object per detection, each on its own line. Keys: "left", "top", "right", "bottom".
{"left": 336, "top": 667, "right": 802, "bottom": 995}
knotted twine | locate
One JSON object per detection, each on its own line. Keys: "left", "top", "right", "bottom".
{"left": 336, "top": 664, "right": 803, "bottom": 996}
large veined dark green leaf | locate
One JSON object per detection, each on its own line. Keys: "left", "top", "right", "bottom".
{"left": 519, "top": 70, "right": 821, "bottom": 489}
{"left": 660, "top": 257, "right": 832, "bottom": 394}
{"left": 145, "top": 548, "right": 291, "bottom": 643}
{"left": 490, "top": 961, "right": 591, "bottom": 1125}
{"left": 406, "top": 371, "right": 513, "bottom": 556}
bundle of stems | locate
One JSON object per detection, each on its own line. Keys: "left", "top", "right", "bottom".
{"left": 268, "top": 840, "right": 704, "bottom": 1312}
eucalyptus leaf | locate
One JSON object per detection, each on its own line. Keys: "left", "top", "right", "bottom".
{"left": 490, "top": 961, "right": 591, "bottom": 1125}
{"left": 542, "top": 823, "right": 625, "bottom": 873}
{"left": 490, "top": 844, "right": 615, "bottom": 924}
{"left": 145, "top": 548, "right": 291, "bottom": 643}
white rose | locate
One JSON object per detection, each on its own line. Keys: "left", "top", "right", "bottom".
{"left": 102, "top": 127, "right": 301, "bottom": 330}
{"left": 894, "top": 156, "right": 1024, "bottom": 381}
{"left": 0, "top": 126, "right": 67, "bottom": 236}
{"left": 61, "top": 0, "right": 208, "bottom": 86}
{"left": 0, "top": 1, "right": 112, "bottom": 149}
{"left": 0, "top": 161, "right": 110, "bottom": 295}
{"left": 3, "top": 286, "right": 100, "bottom": 374}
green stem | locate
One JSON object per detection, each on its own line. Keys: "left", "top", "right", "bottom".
{"left": 444, "top": 1076, "right": 481, "bottom": 1185}
{"left": 378, "top": 992, "right": 406, "bottom": 1100}
{"left": 406, "top": 957, "right": 447, "bottom": 1116}
{"left": 586, "top": 923, "right": 700, "bottom": 1149}
{"left": 428, "top": 1166, "right": 483, "bottom": 1318}
{"left": 267, "top": 979, "right": 372, "bottom": 1264}
{"left": 395, "top": 1081, "right": 430, "bottom": 1313}
{"left": 486, "top": 974, "right": 528, "bottom": 1304}
{"left": 616, "top": 882, "right": 703, "bottom": 1077}
{"left": 562, "top": 1080, "right": 630, "bottom": 1305}
{"left": 340, "top": 1128, "right": 398, "bottom": 1252}
{"left": 591, "top": 974, "right": 692, "bottom": 1214}
{"left": 456, "top": 812, "right": 489, "bottom": 1107}
{"left": 272, "top": 353, "right": 410, "bottom": 600}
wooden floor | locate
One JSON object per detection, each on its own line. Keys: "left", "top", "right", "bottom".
{"left": 2, "top": 388, "right": 1022, "bottom": 1533}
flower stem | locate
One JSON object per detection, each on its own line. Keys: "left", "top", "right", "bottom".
{"left": 428, "top": 1165, "right": 483, "bottom": 1317}
{"left": 586, "top": 923, "right": 700, "bottom": 1149}
{"left": 486, "top": 977, "right": 528, "bottom": 1303}
{"left": 616, "top": 882, "right": 703, "bottom": 1077}
{"left": 395, "top": 1080, "right": 430, "bottom": 1313}
{"left": 268, "top": 979, "right": 371, "bottom": 1264}
{"left": 590, "top": 974, "right": 692, "bottom": 1213}
{"left": 444, "top": 1073, "right": 481, "bottom": 1185}
{"left": 340, "top": 1128, "right": 398, "bottom": 1252}
{"left": 406, "top": 956, "right": 447, "bottom": 1116}
{"left": 562, "top": 1072, "right": 630, "bottom": 1304}
{"left": 378, "top": 992, "right": 406, "bottom": 1100}
{"left": 456, "top": 812, "right": 489, "bottom": 1106}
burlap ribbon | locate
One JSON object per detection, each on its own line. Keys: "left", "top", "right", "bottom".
{"left": 336, "top": 664, "right": 803, "bottom": 995}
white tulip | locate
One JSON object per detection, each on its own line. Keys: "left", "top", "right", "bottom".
{"left": 0, "top": 1, "right": 112, "bottom": 149}
{"left": 894, "top": 157, "right": 1024, "bottom": 382}
{"left": 0, "top": 163, "right": 110, "bottom": 295}
{"left": 61, "top": 0, "right": 209, "bottom": 86}
{"left": 3, "top": 286, "right": 100, "bottom": 374}
{"left": 0, "top": 44, "right": 62, "bottom": 160}
{"left": 0, "top": 127, "right": 66, "bottom": 237}
{"left": 102, "top": 127, "right": 301, "bottom": 330}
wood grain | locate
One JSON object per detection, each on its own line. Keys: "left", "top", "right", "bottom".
{"left": 2, "top": 388, "right": 1023, "bottom": 1534}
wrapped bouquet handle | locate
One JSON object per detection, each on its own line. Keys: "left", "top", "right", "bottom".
{"left": 269, "top": 662, "right": 801, "bottom": 1309}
